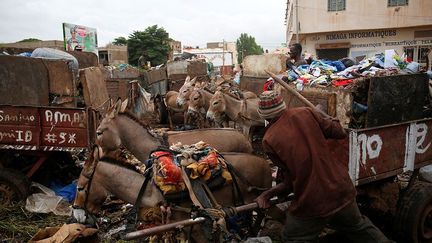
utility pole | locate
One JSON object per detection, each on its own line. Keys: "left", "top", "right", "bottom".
{"left": 295, "top": 0, "right": 299, "bottom": 43}
{"left": 222, "top": 39, "right": 225, "bottom": 67}
{"left": 222, "top": 39, "right": 225, "bottom": 76}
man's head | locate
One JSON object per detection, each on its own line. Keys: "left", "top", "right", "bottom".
{"left": 257, "top": 91, "right": 286, "bottom": 120}
{"left": 288, "top": 43, "right": 302, "bottom": 58}
{"left": 70, "top": 26, "right": 77, "bottom": 36}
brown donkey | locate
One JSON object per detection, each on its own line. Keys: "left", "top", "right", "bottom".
{"left": 206, "top": 91, "right": 265, "bottom": 139}
{"left": 73, "top": 147, "right": 271, "bottom": 242}
{"left": 96, "top": 100, "right": 253, "bottom": 162}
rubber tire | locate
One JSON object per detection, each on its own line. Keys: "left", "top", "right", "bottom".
{"left": 394, "top": 181, "right": 432, "bottom": 243}
{"left": 0, "top": 168, "right": 30, "bottom": 206}
{"left": 156, "top": 98, "right": 168, "bottom": 124}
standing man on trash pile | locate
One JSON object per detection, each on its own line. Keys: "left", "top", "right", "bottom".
{"left": 254, "top": 91, "right": 392, "bottom": 243}
{"left": 426, "top": 48, "right": 432, "bottom": 71}
{"left": 287, "top": 43, "right": 307, "bottom": 67}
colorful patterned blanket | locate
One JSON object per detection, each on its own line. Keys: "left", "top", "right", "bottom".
{"left": 152, "top": 141, "right": 232, "bottom": 195}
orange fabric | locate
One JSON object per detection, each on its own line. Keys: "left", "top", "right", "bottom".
{"left": 152, "top": 151, "right": 182, "bottom": 184}
{"left": 198, "top": 151, "right": 219, "bottom": 167}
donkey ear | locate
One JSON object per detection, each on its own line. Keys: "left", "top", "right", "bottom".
{"left": 185, "top": 76, "right": 191, "bottom": 83}
{"left": 120, "top": 99, "right": 128, "bottom": 113}
{"left": 113, "top": 99, "right": 122, "bottom": 115}
{"left": 106, "top": 98, "right": 114, "bottom": 113}
{"left": 190, "top": 77, "right": 197, "bottom": 85}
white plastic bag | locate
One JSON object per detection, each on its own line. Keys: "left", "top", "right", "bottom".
{"left": 420, "top": 165, "right": 432, "bottom": 183}
{"left": 25, "top": 182, "right": 72, "bottom": 216}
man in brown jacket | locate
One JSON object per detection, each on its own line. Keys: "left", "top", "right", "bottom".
{"left": 255, "top": 91, "right": 391, "bottom": 242}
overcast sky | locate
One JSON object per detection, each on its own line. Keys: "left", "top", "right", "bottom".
{"left": 0, "top": 0, "right": 287, "bottom": 51}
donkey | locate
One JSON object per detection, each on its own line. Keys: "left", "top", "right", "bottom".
{"left": 206, "top": 90, "right": 229, "bottom": 128}
{"left": 185, "top": 88, "right": 207, "bottom": 129}
{"left": 164, "top": 90, "right": 187, "bottom": 129}
{"left": 73, "top": 147, "right": 272, "bottom": 242}
{"left": 96, "top": 100, "right": 253, "bottom": 162}
{"left": 206, "top": 91, "right": 265, "bottom": 139}
{"left": 163, "top": 76, "right": 199, "bottom": 129}
{"left": 177, "top": 77, "right": 214, "bottom": 110}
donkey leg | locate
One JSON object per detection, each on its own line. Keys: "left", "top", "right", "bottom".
{"left": 168, "top": 109, "right": 174, "bottom": 129}
{"left": 243, "top": 125, "right": 252, "bottom": 141}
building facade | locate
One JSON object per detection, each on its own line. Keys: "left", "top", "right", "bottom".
{"left": 207, "top": 41, "right": 238, "bottom": 65}
{"left": 286, "top": 0, "right": 432, "bottom": 64}
{"left": 168, "top": 40, "right": 182, "bottom": 61}
{"left": 98, "top": 44, "right": 128, "bottom": 65}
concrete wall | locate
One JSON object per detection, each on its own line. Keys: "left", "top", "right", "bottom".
{"left": 300, "top": 26, "right": 432, "bottom": 60}
{"left": 285, "top": 0, "right": 432, "bottom": 62}
{"left": 0, "top": 40, "right": 65, "bottom": 50}
{"left": 98, "top": 44, "right": 128, "bottom": 65}
{"left": 287, "top": 0, "right": 432, "bottom": 37}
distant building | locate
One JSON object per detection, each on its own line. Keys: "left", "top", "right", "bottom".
{"left": 170, "top": 40, "right": 182, "bottom": 53}
{"left": 286, "top": 0, "right": 432, "bottom": 65}
{"left": 175, "top": 42, "right": 236, "bottom": 76}
{"left": 98, "top": 44, "right": 128, "bottom": 65}
{"left": 207, "top": 42, "right": 238, "bottom": 65}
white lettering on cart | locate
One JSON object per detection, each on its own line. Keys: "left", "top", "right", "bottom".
{"left": 357, "top": 134, "right": 383, "bottom": 165}
{"left": 0, "top": 132, "right": 15, "bottom": 141}
{"left": 349, "top": 132, "right": 383, "bottom": 185}
{"left": 404, "top": 123, "right": 432, "bottom": 172}
{"left": 0, "top": 110, "right": 35, "bottom": 123}
{"left": 43, "top": 132, "right": 77, "bottom": 144}
{"left": 414, "top": 123, "right": 431, "bottom": 154}
{"left": 15, "top": 130, "right": 32, "bottom": 142}
{"left": 45, "top": 110, "right": 71, "bottom": 124}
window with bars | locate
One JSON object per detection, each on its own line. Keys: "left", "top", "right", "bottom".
{"left": 328, "top": 0, "right": 346, "bottom": 11}
{"left": 388, "top": 0, "right": 408, "bottom": 7}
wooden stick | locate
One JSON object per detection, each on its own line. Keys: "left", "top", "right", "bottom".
{"left": 264, "top": 69, "right": 315, "bottom": 109}
{"left": 124, "top": 217, "right": 207, "bottom": 240}
{"left": 123, "top": 197, "right": 291, "bottom": 240}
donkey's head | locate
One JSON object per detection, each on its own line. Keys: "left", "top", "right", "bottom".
{"left": 177, "top": 76, "right": 197, "bottom": 106}
{"left": 96, "top": 99, "right": 127, "bottom": 152}
{"left": 188, "top": 89, "right": 205, "bottom": 111}
{"left": 206, "top": 90, "right": 226, "bottom": 122}
{"left": 73, "top": 146, "right": 105, "bottom": 224}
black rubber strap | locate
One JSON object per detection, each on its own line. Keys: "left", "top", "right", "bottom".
{"left": 133, "top": 166, "right": 153, "bottom": 224}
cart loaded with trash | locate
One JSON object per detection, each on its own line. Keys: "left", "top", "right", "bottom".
{"left": 0, "top": 52, "right": 99, "bottom": 207}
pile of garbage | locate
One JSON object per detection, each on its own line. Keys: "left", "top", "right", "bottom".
{"left": 268, "top": 49, "right": 429, "bottom": 91}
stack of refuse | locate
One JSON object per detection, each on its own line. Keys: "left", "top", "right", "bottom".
{"left": 271, "top": 49, "right": 425, "bottom": 91}
{"left": 263, "top": 49, "right": 431, "bottom": 129}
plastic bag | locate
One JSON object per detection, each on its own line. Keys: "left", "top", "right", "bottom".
{"left": 25, "top": 182, "right": 72, "bottom": 216}
{"left": 420, "top": 165, "right": 432, "bottom": 183}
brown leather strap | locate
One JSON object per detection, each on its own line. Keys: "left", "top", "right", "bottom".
{"left": 181, "top": 167, "right": 204, "bottom": 208}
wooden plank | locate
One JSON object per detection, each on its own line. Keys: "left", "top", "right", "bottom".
{"left": 42, "top": 59, "right": 74, "bottom": 96}
{"left": 79, "top": 67, "right": 109, "bottom": 108}
{"left": 366, "top": 74, "right": 430, "bottom": 127}
{"left": 0, "top": 56, "right": 49, "bottom": 106}
{"left": 243, "top": 54, "right": 287, "bottom": 78}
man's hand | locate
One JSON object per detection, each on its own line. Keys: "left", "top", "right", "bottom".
{"left": 255, "top": 193, "right": 271, "bottom": 209}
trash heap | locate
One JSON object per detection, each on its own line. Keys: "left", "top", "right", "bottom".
{"left": 265, "top": 50, "right": 431, "bottom": 129}
{"left": 280, "top": 50, "right": 425, "bottom": 91}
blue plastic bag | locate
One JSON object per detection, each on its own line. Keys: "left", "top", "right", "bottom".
{"left": 50, "top": 180, "right": 77, "bottom": 202}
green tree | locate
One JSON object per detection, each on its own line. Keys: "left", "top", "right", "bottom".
{"left": 236, "top": 33, "right": 264, "bottom": 63}
{"left": 17, "top": 38, "right": 41, "bottom": 43}
{"left": 112, "top": 36, "right": 127, "bottom": 46}
{"left": 127, "top": 25, "right": 171, "bottom": 67}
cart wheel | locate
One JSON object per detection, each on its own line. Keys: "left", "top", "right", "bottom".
{"left": 155, "top": 98, "right": 168, "bottom": 124}
{"left": 394, "top": 182, "right": 432, "bottom": 243}
{"left": 0, "top": 168, "right": 30, "bottom": 206}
